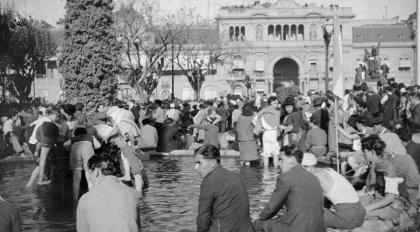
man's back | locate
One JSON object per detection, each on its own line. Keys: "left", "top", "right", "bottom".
{"left": 259, "top": 166, "right": 325, "bottom": 232}
{"left": 139, "top": 125, "right": 158, "bottom": 147}
{"left": 0, "top": 199, "right": 21, "bottom": 232}
{"left": 367, "top": 93, "right": 382, "bottom": 115}
{"left": 197, "top": 166, "right": 254, "bottom": 232}
{"left": 77, "top": 176, "right": 138, "bottom": 232}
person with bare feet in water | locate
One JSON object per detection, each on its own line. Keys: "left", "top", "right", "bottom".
{"left": 26, "top": 110, "right": 60, "bottom": 187}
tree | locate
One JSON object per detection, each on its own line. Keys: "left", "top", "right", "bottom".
{"left": 0, "top": 5, "right": 56, "bottom": 102}
{"left": 114, "top": 1, "right": 171, "bottom": 101}
{"left": 60, "top": 0, "right": 121, "bottom": 112}
{"left": 169, "top": 9, "right": 245, "bottom": 99}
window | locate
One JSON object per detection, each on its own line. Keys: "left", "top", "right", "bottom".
{"left": 309, "top": 62, "right": 317, "bottom": 72}
{"left": 378, "top": 34, "right": 383, "bottom": 39}
{"left": 356, "top": 34, "right": 362, "bottom": 39}
{"left": 121, "top": 88, "right": 133, "bottom": 99}
{"left": 268, "top": 25, "right": 274, "bottom": 35}
{"left": 398, "top": 33, "right": 405, "bottom": 39}
{"left": 398, "top": 55, "right": 411, "bottom": 71}
{"left": 229, "top": 27, "right": 234, "bottom": 41}
{"left": 240, "top": 26, "right": 245, "bottom": 41}
{"left": 298, "top": 24, "right": 304, "bottom": 40}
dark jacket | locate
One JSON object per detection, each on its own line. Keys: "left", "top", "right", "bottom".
{"left": 259, "top": 165, "right": 325, "bottom": 232}
{"left": 0, "top": 199, "right": 21, "bottom": 232}
{"left": 311, "top": 108, "right": 329, "bottom": 134}
{"left": 367, "top": 93, "right": 382, "bottom": 116}
{"left": 197, "top": 166, "right": 255, "bottom": 232}
{"left": 410, "top": 103, "right": 420, "bottom": 127}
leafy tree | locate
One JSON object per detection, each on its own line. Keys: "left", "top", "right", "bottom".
{"left": 169, "top": 9, "right": 245, "bottom": 100}
{"left": 60, "top": 0, "right": 121, "bottom": 112}
{"left": 0, "top": 5, "right": 56, "bottom": 102}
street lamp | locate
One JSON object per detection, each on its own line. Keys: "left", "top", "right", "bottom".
{"left": 323, "top": 19, "right": 334, "bottom": 92}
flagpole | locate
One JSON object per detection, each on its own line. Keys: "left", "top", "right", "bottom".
{"left": 334, "top": 97, "right": 340, "bottom": 172}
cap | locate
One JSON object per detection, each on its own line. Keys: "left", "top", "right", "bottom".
{"left": 301, "top": 153, "right": 317, "bottom": 166}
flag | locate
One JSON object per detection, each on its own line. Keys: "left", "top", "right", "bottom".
{"left": 332, "top": 7, "right": 344, "bottom": 99}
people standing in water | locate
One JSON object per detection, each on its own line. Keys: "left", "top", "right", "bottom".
{"left": 237, "top": 102, "right": 259, "bottom": 165}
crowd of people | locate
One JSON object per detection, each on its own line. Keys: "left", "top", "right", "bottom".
{"left": 1, "top": 76, "right": 420, "bottom": 231}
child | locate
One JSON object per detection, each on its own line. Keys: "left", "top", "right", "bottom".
{"left": 64, "top": 127, "right": 101, "bottom": 201}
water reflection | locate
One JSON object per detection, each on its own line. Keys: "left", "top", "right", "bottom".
{"left": 0, "top": 157, "right": 278, "bottom": 231}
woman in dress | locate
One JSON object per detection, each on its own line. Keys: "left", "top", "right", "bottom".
{"left": 281, "top": 97, "right": 307, "bottom": 150}
{"left": 237, "top": 102, "right": 259, "bottom": 165}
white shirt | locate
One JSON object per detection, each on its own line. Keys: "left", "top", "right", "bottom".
{"left": 2, "top": 119, "right": 13, "bottom": 135}
{"left": 153, "top": 107, "right": 165, "bottom": 123}
{"left": 138, "top": 125, "right": 158, "bottom": 148}
{"left": 29, "top": 116, "right": 52, "bottom": 144}
{"left": 166, "top": 108, "right": 180, "bottom": 122}
{"left": 231, "top": 109, "right": 242, "bottom": 126}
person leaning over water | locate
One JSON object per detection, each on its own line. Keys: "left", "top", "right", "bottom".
{"left": 77, "top": 155, "right": 139, "bottom": 232}
{"left": 301, "top": 153, "right": 366, "bottom": 230}
{"left": 194, "top": 145, "right": 255, "bottom": 232}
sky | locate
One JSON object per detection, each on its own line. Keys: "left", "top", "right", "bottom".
{"left": 0, "top": 0, "right": 416, "bottom": 26}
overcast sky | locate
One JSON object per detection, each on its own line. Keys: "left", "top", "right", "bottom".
{"left": 0, "top": 0, "right": 416, "bottom": 26}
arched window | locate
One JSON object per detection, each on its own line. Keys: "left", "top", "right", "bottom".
{"left": 298, "top": 24, "right": 304, "bottom": 40}
{"left": 291, "top": 24, "right": 297, "bottom": 40}
{"left": 340, "top": 25, "right": 343, "bottom": 37}
{"left": 283, "top": 25, "right": 289, "bottom": 40}
{"left": 275, "top": 25, "right": 282, "bottom": 40}
{"left": 235, "top": 27, "right": 240, "bottom": 41}
{"left": 240, "top": 26, "right": 245, "bottom": 41}
{"left": 229, "top": 27, "right": 234, "bottom": 41}
{"left": 268, "top": 25, "right": 274, "bottom": 36}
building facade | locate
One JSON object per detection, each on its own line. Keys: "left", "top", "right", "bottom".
{"left": 31, "top": 0, "right": 416, "bottom": 102}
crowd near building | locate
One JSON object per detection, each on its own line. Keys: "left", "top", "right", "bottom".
{"left": 2, "top": 0, "right": 420, "bottom": 232}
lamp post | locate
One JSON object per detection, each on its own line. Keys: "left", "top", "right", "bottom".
{"left": 323, "top": 19, "right": 334, "bottom": 92}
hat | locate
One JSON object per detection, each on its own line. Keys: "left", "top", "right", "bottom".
{"left": 301, "top": 153, "right": 317, "bottom": 166}
{"left": 367, "top": 87, "right": 375, "bottom": 94}
{"left": 400, "top": 88, "right": 407, "bottom": 94}
{"left": 170, "top": 103, "right": 175, "bottom": 108}
{"left": 312, "top": 97, "right": 322, "bottom": 107}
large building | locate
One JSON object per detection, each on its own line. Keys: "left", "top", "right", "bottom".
{"left": 153, "top": 0, "right": 416, "bottom": 101}
{"left": 30, "top": 0, "right": 416, "bottom": 102}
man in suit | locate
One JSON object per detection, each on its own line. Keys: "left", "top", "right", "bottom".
{"left": 252, "top": 145, "right": 325, "bottom": 232}
{"left": 354, "top": 97, "right": 374, "bottom": 126}
{"left": 409, "top": 92, "right": 420, "bottom": 127}
{"left": 366, "top": 87, "right": 382, "bottom": 117}
{"left": 195, "top": 145, "right": 255, "bottom": 232}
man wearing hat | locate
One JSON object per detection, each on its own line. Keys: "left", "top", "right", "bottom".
{"left": 311, "top": 97, "right": 329, "bottom": 134}
{"left": 301, "top": 153, "right": 366, "bottom": 230}
{"left": 366, "top": 87, "right": 382, "bottom": 117}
